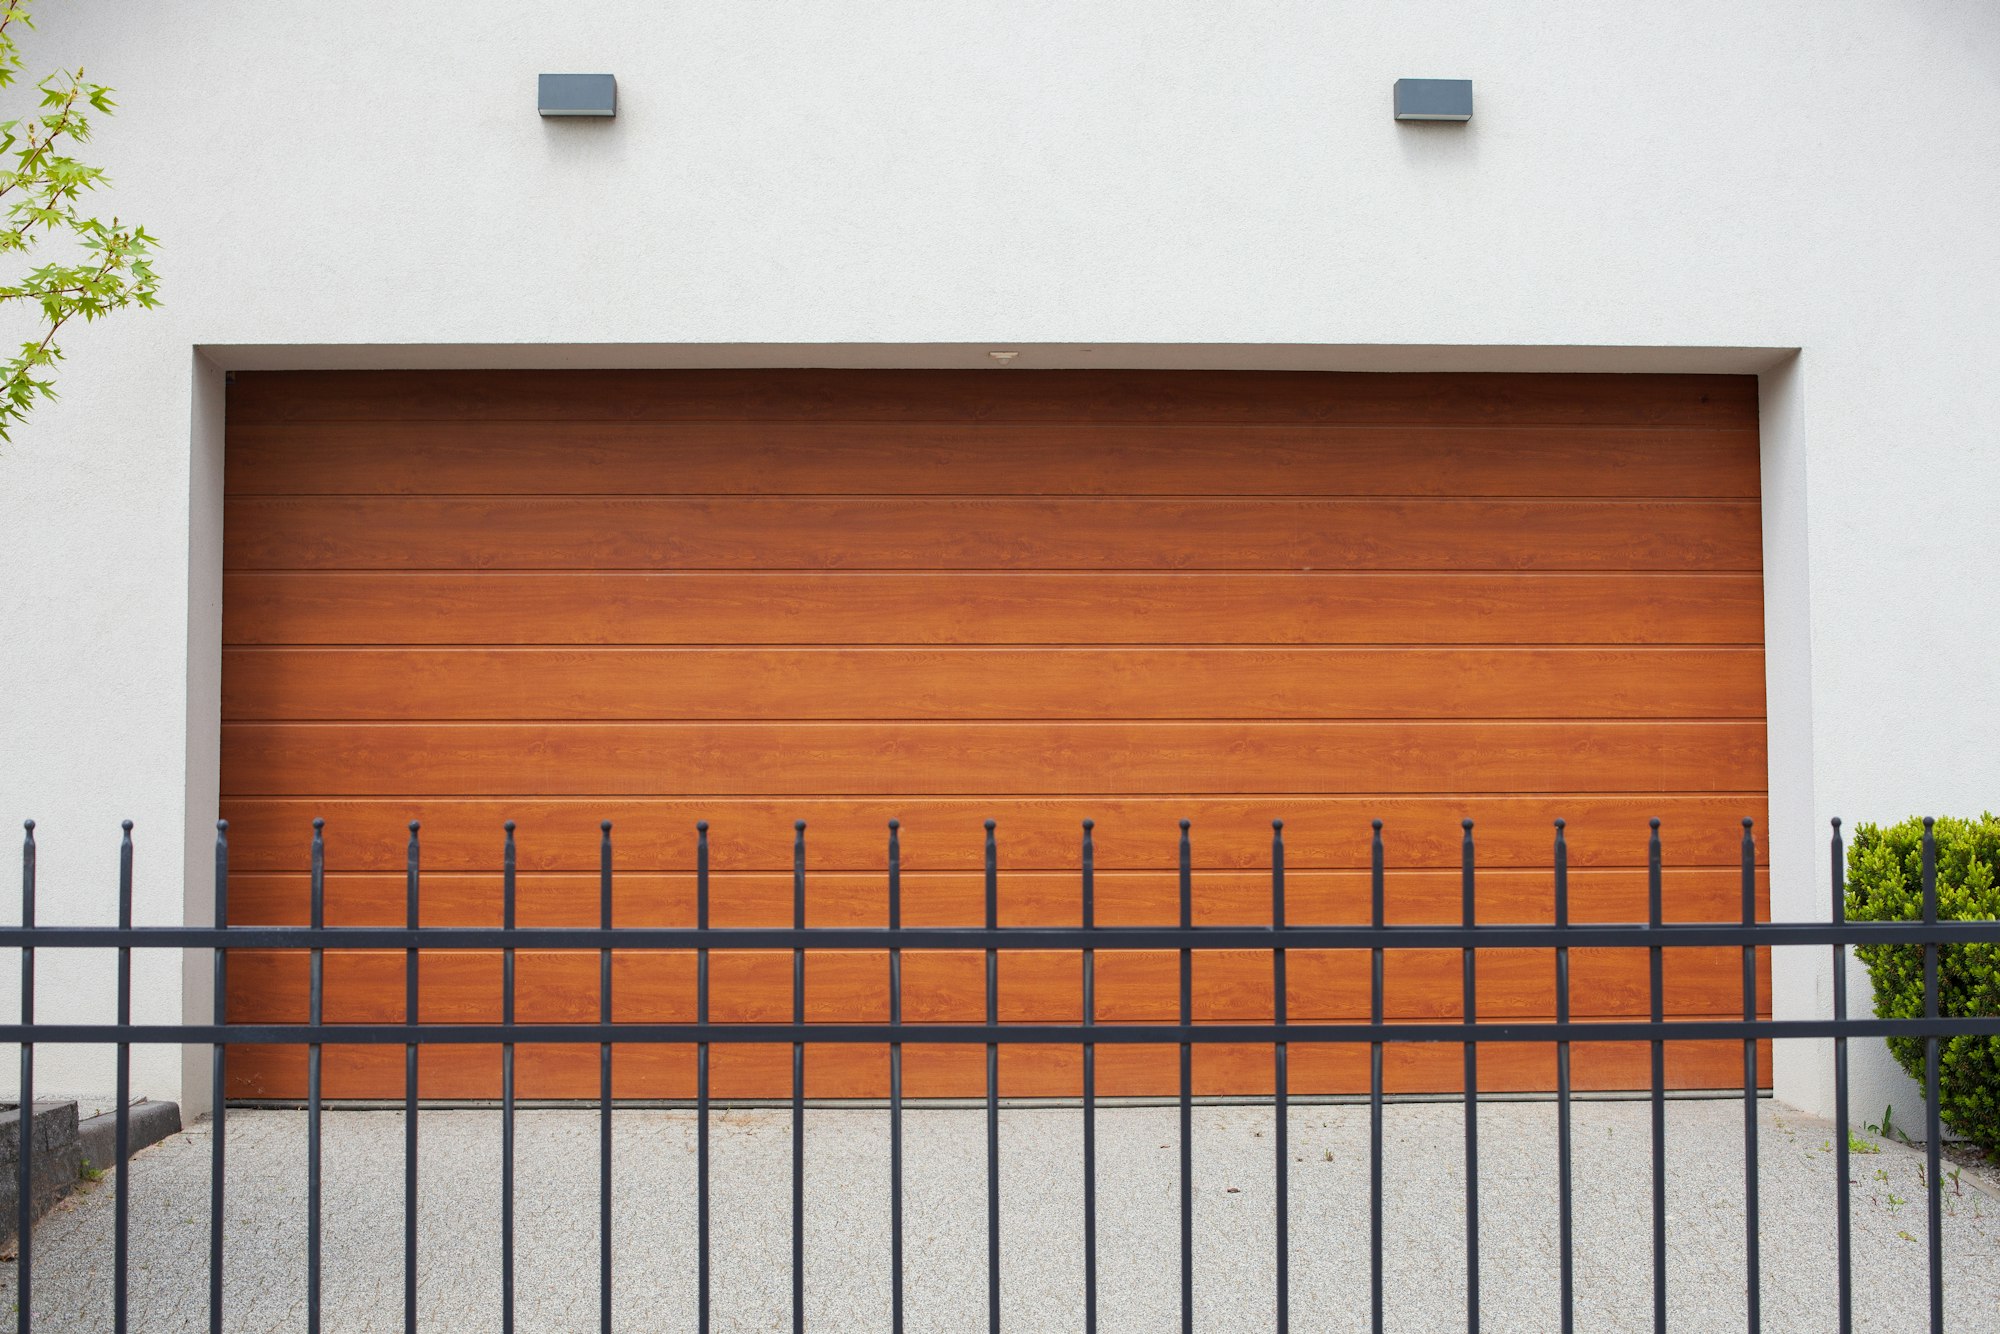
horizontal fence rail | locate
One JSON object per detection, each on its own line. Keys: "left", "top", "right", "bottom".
{"left": 7, "top": 815, "right": 1998, "bottom": 1334}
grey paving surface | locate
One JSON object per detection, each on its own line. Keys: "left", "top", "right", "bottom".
{"left": 3, "top": 1100, "right": 1995, "bottom": 1331}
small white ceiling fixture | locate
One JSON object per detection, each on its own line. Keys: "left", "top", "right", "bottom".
{"left": 988, "top": 351, "right": 1020, "bottom": 363}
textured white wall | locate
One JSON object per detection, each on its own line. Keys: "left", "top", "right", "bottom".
{"left": 2, "top": 1, "right": 1996, "bottom": 1114}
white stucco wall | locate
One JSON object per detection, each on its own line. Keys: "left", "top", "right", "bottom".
{"left": 2, "top": 1, "right": 1996, "bottom": 1117}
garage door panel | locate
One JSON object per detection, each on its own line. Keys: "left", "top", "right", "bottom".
{"left": 224, "top": 647, "right": 1767, "bottom": 721}
{"left": 218, "top": 796, "right": 1770, "bottom": 873}
{"left": 221, "top": 369, "right": 1764, "bottom": 1099}
{"left": 223, "top": 947, "right": 1765, "bottom": 1027}
{"left": 221, "top": 1038, "right": 1771, "bottom": 1101}
{"left": 221, "top": 720, "right": 1766, "bottom": 796}
{"left": 227, "top": 868, "right": 1769, "bottom": 930}
{"left": 226, "top": 420, "right": 1761, "bottom": 498}
{"left": 223, "top": 572, "right": 1767, "bottom": 647}
{"left": 224, "top": 497, "right": 1762, "bottom": 573}
{"left": 217, "top": 721, "right": 1776, "bottom": 802}
{"left": 225, "top": 369, "right": 1757, "bottom": 429}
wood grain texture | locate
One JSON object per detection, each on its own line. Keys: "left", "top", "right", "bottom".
{"left": 223, "top": 1040, "right": 1772, "bottom": 1100}
{"left": 221, "top": 369, "right": 1765, "bottom": 1098}
{"left": 222, "top": 947, "right": 1768, "bottom": 1026}
{"left": 221, "top": 572, "right": 1768, "bottom": 647}
{"left": 218, "top": 797, "right": 1771, "bottom": 872}
{"left": 224, "top": 496, "right": 1762, "bottom": 572}
{"left": 227, "top": 868, "right": 1770, "bottom": 928}
{"left": 220, "top": 720, "right": 1767, "bottom": 796}
{"left": 224, "top": 420, "right": 1761, "bottom": 498}
{"left": 223, "top": 647, "right": 1767, "bottom": 721}
{"left": 226, "top": 369, "right": 1759, "bottom": 428}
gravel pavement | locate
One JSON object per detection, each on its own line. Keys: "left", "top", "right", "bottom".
{"left": 3, "top": 1099, "right": 1994, "bottom": 1331}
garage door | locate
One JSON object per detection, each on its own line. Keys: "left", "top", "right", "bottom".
{"left": 219, "top": 369, "right": 1768, "bottom": 1100}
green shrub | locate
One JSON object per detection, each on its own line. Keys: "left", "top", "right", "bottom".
{"left": 1845, "top": 813, "right": 2000, "bottom": 1154}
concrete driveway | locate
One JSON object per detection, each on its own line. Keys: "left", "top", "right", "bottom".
{"left": 4, "top": 1099, "right": 1994, "bottom": 1331}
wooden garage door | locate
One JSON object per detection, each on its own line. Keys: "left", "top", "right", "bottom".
{"left": 219, "top": 369, "right": 1768, "bottom": 1100}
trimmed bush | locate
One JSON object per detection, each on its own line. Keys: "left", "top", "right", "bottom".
{"left": 1845, "top": 813, "right": 2000, "bottom": 1153}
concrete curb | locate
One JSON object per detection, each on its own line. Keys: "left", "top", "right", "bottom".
{"left": 0, "top": 1102, "right": 81, "bottom": 1251}
{"left": 77, "top": 1101, "right": 182, "bottom": 1177}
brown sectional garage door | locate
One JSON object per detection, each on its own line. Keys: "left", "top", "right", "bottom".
{"left": 220, "top": 369, "right": 1768, "bottom": 1100}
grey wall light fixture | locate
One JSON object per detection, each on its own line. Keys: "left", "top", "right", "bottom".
{"left": 1394, "top": 78, "right": 1473, "bottom": 122}
{"left": 539, "top": 73, "right": 617, "bottom": 118}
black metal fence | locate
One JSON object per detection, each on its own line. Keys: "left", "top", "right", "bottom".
{"left": 5, "top": 815, "right": 1998, "bottom": 1333}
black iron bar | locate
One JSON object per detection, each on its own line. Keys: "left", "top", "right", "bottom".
{"left": 18, "top": 820, "right": 35, "bottom": 1334}
{"left": 210, "top": 819, "right": 227, "bottom": 1334}
{"left": 114, "top": 823, "right": 133, "bottom": 1334}
{"left": 1554, "top": 820, "right": 1573, "bottom": 1334}
{"left": 404, "top": 821, "right": 420, "bottom": 1333}
{"left": 308, "top": 819, "right": 326, "bottom": 1334}
{"left": 1081, "top": 820, "right": 1098, "bottom": 1334}
{"left": 1648, "top": 818, "right": 1666, "bottom": 1334}
{"left": 599, "top": 821, "right": 614, "bottom": 1334}
{"left": 501, "top": 821, "right": 517, "bottom": 1334}
{"left": 1178, "top": 818, "right": 1194, "bottom": 1334}
{"left": 1272, "top": 820, "right": 1289, "bottom": 1334}
{"left": 1921, "top": 817, "right": 1943, "bottom": 1333}
{"left": 92, "top": 1012, "right": 2000, "bottom": 1042}
{"left": 792, "top": 820, "right": 807, "bottom": 1334}
{"left": 985, "top": 819, "right": 1000, "bottom": 1333}
{"left": 5, "top": 920, "right": 1991, "bottom": 952}
{"left": 8, "top": 1014, "right": 1999, "bottom": 1049}
{"left": 1369, "top": 819, "right": 1385, "bottom": 1334}
{"left": 696, "top": 822, "right": 711, "bottom": 1334}
{"left": 1460, "top": 819, "right": 1479, "bottom": 1334}
{"left": 888, "top": 821, "right": 904, "bottom": 1334}
{"left": 1740, "top": 820, "right": 1760, "bottom": 1332}
{"left": 1830, "top": 818, "right": 1852, "bottom": 1334}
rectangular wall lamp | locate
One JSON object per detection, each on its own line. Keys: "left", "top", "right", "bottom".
{"left": 1394, "top": 78, "right": 1473, "bottom": 122}
{"left": 539, "top": 73, "right": 618, "bottom": 118}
